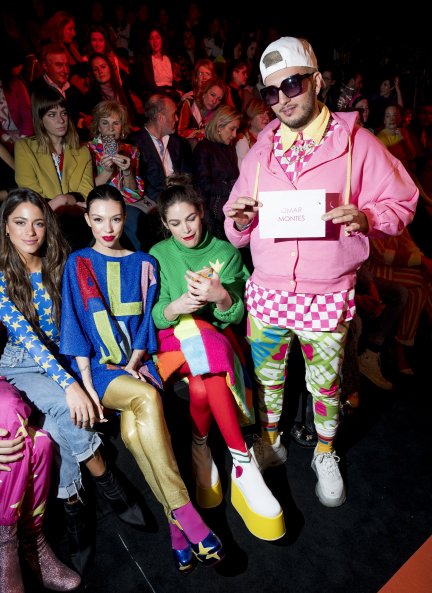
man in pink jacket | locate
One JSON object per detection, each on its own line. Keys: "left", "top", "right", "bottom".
{"left": 223, "top": 37, "right": 418, "bottom": 509}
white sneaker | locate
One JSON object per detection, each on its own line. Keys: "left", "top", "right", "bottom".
{"left": 358, "top": 349, "right": 393, "bottom": 390}
{"left": 250, "top": 434, "right": 288, "bottom": 473}
{"left": 311, "top": 448, "right": 346, "bottom": 507}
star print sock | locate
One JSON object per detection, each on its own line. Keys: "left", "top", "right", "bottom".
{"left": 171, "top": 501, "right": 209, "bottom": 544}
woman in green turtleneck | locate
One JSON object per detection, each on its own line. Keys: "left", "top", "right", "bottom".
{"left": 149, "top": 175, "right": 286, "bottom": 543}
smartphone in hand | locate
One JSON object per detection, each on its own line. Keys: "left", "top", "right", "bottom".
{"left": 101, "top": 135, "right": 118, "bottom": 157}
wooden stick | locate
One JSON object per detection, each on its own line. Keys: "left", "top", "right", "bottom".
{"left": 252, "top": 161, "right": 260, "bottom": 201}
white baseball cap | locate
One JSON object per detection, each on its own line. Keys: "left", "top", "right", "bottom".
{"left": 260, "top": 37, "right": 318, "bottom": 84}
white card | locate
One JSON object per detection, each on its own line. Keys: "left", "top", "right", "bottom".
{"left": 259, "top": 189, "right": 326, "bottom": 238}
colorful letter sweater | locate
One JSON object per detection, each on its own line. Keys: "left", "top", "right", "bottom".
{"left": 0, "top": 271, "right": 75, "bottom": 389}
{"left": 149, "top": 231, "right": 250, "bottom": 330}
{"left": 60, "top": 248, "right": 161, "bottom": 397}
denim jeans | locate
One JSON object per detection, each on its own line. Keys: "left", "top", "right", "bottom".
{"left": 0, "top": 344, "right": 102, "bottom": 499}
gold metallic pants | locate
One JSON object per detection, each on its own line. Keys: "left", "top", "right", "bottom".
{"left": 102, "top": 375, "right": 189, "bottom": 516}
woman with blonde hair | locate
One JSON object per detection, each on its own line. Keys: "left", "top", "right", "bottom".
{"left": 192, "top": 105, "right": 241, "bottom": 238}
{"left": 177, "top": 77, "right": 226, "bottom": 146}
{"left": 88, "top": 99, "right": 156, "bottom": 249}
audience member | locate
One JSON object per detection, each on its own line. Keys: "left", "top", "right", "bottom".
{"left": 236, "top": 99, "right": 270, "bottom": 168}
{"left": 369, "top": 73, "right": 404, "bottom": 131}
{"left": 129, "top": 2, "right": 153, "bottom": 60}
{"left": 84, "top": 52, "right": 138, "bottom": 129}
{"left": 377, "top": 104, "right": 416, "bottom": 173}
{"left": 318, "top": 67, "right": 340, "bottom": 111}
{"left": 175, "top": 30, "right": 207, "bottom": 93}
{"left": 0, "top": 54, "right": 33, "bottom": 152}
{"left": 203, "top": 17, "right": 225, "bottom": 61}
{"left": 134, "top": 29, "right": 179, "bottom": 102}
{"left": 0, "top": 188, "right": 144, "bottom": 576}
{"left": 88, "top": 99, "right": 156, "bottom": 250}
{"left": 177, "top": 77, "right": 226, "bottom": 147}
{"left": 193, "top": 105, "right": 240, "bottom": 239}
{"left": 241, "top": 36, "right": 261, "bottom": 88}
{"left": 149, "top": 176, "right": 285, "bottom": 540}
{"left": 41, "top": 11, "right": 88, "bottom": 94}
{"left": 0, "top": 379, "right": 81, "bottom": 592}
{"left": 29, "top": 44, "right": 86, "bottom": 130}
{"left": 111, "top": 2, "right": 133, "bottom": 58}
{"left": 130, "top": 93, "right": 192, "bottom": 204}
{"left": 367, "top": 228, "right": 432, "bottom": 375}
{"left": 60, "top": 184, "right": 224, "bottom": 575}
{"left": 352, "top": 95, "right": 373, "bottom": 132}
{"left": 181, "top": 58, "right": 216, "bottom": 103}
{"left": 356, "top": 263, "right": 408, "bottom": 390}
{"left": 0, "top": 141, "right": 16, "bottom": 201}
{"left": 336, "top": 68, "right": 364, "bottom": 111}
{"left": 226, "top": 59, "right": 252, "bottom": 113}
{"left": 84, "top": 25, "right": 123, "bottom": 84}
{"left": 14, "top": 87, "right": 93, "bottom": 248}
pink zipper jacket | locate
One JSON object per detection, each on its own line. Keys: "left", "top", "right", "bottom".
{"left": 223, "top": 111, "right": 419, "bottom": 294}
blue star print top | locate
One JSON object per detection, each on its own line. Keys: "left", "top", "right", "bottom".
{"left": 0, "top": 271, "right": 75, "bottom": 390}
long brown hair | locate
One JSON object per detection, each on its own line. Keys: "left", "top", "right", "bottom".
{"left": 0, "top": 189, "right": 70, "bottom": 331}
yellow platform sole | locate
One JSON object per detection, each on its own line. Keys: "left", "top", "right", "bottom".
{"left": 196, "top": 478, "right": 223, "bottom": 509}
{"left": 231, "top": 480, "right": 286, "bottom": 541}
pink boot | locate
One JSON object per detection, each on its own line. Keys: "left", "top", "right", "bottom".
{"left": 0, "top": 524, "right": 24, "bottom": 593}
{"left": 20, "top": 525, "right": 81, "bottom": 591}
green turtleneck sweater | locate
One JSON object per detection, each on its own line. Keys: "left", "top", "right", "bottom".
{"left": 150, "top": 231, "right": 249, "bottom": 329}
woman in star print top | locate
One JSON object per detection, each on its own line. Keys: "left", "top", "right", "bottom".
{"left": 0, "top": 188, "right": 146, "bottom": 576}
{"left": 149, "top": 177, "right": 286, "bottom": 542}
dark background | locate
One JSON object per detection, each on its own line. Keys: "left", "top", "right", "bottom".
{"left": 2, "top": 0, "right": 432, "bottom": 106}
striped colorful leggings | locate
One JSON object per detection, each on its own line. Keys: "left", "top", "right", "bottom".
{"left": 247, "top": 314, "right": 349, "bottom": 445}
{"left": 0, "top": 378, "right": 52, "bottom": 527}
{"left": 376, "top": 268, "right": 432, "bottom": 346}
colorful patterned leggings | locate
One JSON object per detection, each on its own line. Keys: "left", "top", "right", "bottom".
{"left": 0, "top": 378, "right": 52, "bottom": 527}
{"left": 247, "top": 314, "right": 349, "bottom": 444}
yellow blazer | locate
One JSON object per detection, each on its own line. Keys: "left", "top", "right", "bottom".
{"left": 15, "top": 137, "right": 94, "bottom": 200}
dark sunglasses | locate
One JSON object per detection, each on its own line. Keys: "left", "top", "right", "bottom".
{"left": 260, "top": 73, "right": 313, "bottom": 107}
